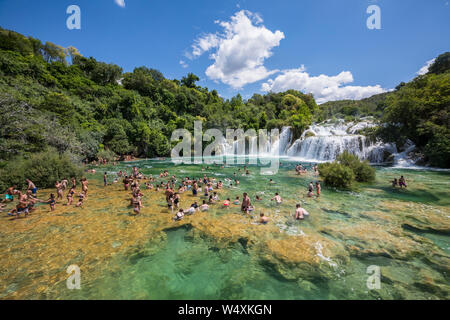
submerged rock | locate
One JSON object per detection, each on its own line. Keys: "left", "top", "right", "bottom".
{"left": 259, "top": 235, "right": 349, "bottom": 281}
{"left": 321, "top": 222, "right": 424, "bottom": 259}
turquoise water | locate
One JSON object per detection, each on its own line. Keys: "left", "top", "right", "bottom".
{"left": 3, "top": 157, "right": 449, "bottom": 300}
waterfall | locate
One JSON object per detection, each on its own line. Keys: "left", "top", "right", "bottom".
{"left": 213, "top": 118, "right": 408, "bottom": 164}
{"left": 285, "top": 119, "right": 388, "bottom": 163}
{"left": 216, "top": 126, "right": 292, "bottom": 157}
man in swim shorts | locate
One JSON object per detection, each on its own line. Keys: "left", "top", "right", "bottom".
{"left": 26, "top": 179, "right": 37, "bottom": 197}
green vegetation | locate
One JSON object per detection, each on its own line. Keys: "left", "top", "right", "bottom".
{"left": 0, "top": 149, "right": 83, "bottom": 191}
{"left": 0, "top": 27, "right": 318, "bottom": 166}
{"left": 318, "top": 162, "right": 355, "bottom": 189}
{"left": 0, "top": 26, "right": 448, "bottom": 172}
{"left": 319, "top": 151, "right": 375, "bottom": 189}
{"left": 377, "top": 53, "right": 450, "bottom": 168}
{"left": 317, "top": 92, "right": 389, "bottom": 120}
{"left": 319, "top": 53, "right": 450, "bottom": 168}
{"left": 336, "top": 151, "right": 376, "bottom": 183}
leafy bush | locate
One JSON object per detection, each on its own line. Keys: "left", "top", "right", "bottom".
{"left": 336, "top": 151, "right": 376, "bottom": 182}
{"left": 319, "top": 151, "right": 376, "bottom": 189}
{"left": 0, "top": 150, "right": 83, "bottom": 192}
{"left": 96, "top": 148, "right": 117, "bottom": 162}
{"left": 318, "top": 162, "right": 355, "bottom": 189}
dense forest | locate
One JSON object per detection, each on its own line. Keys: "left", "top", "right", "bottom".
{"left": 0, "top": 27, "right": 449, "bottom": 189}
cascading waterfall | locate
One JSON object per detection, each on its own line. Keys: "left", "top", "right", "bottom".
{"left": 216, "top": 126, "right": 292, "bottom": 157}
{"left": 214, "top": 118, "right": 411, "bottom": 164}
{"left": 286, "top": 119, "right": 388, "bottom": 163}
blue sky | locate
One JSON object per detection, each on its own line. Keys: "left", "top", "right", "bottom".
{"left": 0, "top": 0, "right": 449, "bottom": 102}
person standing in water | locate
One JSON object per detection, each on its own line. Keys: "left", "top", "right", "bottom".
{"left": 315, "top": 181, "right": 321, "bottom": 197}
{"left": 104, "top": 172, "right": 108, "bottom": 187}
{"left": 66, "top": 186, "right": 75, "bottom": 206}
{"left": 241, "top": 192, "right": 251, "bottom": 214}
{"left": 47, "top": 194, "right": 56, "bottom": 211}
{"left": 81, "top": 178, "right": 88, "bottom": 198}
{"left": 55, "top": 181, "right": 64, "bottom": 200}
{"left": 399, "top": 176, "right": 407, "bottom": 188}
{"left": 26, "top": 179, "right": 37, "bottom": 197}
{"left": 295, "top": 204, "right": 309, "bottom": 220}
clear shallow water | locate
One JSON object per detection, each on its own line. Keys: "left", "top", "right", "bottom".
{"left": 1, "top": 157, "right": 449, "bottom": 299}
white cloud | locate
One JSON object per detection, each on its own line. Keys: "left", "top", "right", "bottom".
{"left": 416, "top": 58, "right": 435, "bottom": 75}
{"left": 191, "top": 34, "right": 220, "bottom": 58}
{"left": 179, "top": 60, "right": 188, "bottom": 69}
{"left": 261, "top": 68, "right": 386, "bottom": 104}
{"left": 115, "top": 0, "right": 125, "bottom": 8}
{"left": 189, "top": 10, "right": 284, "bottom": 89}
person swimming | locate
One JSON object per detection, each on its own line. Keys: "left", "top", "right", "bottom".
{"left": 174, "top": 208, "right": 184, "bottom": 221}
{"left": 200, "top": 200, "right": 209, "bottom": 211}
{"left": 271, "top": 192, "right": 282, "bottom": 204}
{"left": 260, "top": 213, "right": 269, "bottom": 224}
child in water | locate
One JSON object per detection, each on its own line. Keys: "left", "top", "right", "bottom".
{"left": 76, "top": 192, "right": 85, "bottom": 207}
{"left": 391, "top": 178, "right": 398, "bottom": 188}
{"left": 260, "top": 213, "right": 269, "bottom": 224}
{"left": 47, "top": 194, "right": 56, "bottom": 211}
{"left": 271, "top": 193, "right": 282, "bottom": 204}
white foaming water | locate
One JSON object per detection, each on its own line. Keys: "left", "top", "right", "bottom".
{"left": 286, "top": 119, "right": 387, "bottom": 163}
{"left": 212, "top": 118, "right": 418, "bottom": 165}
{"left": 216, "top": 127, "right": 292, "bottom": 157}
{"left": 392, "top": 139, "right": 418, "bottom": 168}
{"left": 314, "top": 241, "right": 337, "bottom": 268}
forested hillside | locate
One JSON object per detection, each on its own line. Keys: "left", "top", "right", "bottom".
{"left": 0, "top": 27, "right": 318, "bottom": 164}
{"left": 0, "top": 26, "right": 448, "bottom": 191}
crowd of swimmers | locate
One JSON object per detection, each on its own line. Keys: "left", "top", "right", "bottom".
{"left": 295, "top": 164, "right": 319, "bottom": 175}
{"left": 4, "top": 162, "right": 403, "bottom": 224}
{"left": 1, "top": 177, "right": 89, "bottom": 219}
{"left": 109, "top": 164, "right": 324, "bottom": 224}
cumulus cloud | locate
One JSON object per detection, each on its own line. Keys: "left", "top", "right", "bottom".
{"left": 179, "top": 60, "right": 188, "bottom": 69}
{"left": 261, "top": 67, "right": 386, "bottom": 104}
{"left": 189, "top": 10, "right": 284, "bottom": 89}
{"left": 191, "top": 34, "right": 220, "bottom": 58}
{"left": 416, "top": 58, "right": 435, "bottom": 75}
{"left": 115, "top": 0, "right": 125, "bottom": 8}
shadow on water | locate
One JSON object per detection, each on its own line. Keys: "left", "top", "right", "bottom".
{"left": 369, "top": 186, "right": 441, "bottom": 204}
